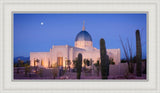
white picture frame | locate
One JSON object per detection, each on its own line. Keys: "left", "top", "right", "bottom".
{"left": 0, "top": 0, "right": 160, "bottom": 93}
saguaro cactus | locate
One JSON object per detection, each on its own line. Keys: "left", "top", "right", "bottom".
{"left": 100, "top": 38, "right": 109, "bottom": 79}
{"left": 136, "top": 30, "right": 142, "bottom": 77}
{"left": 77, "top": 53, "right": 82, "bottom": 79}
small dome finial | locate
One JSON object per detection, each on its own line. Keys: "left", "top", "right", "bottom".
{"left": 82, "top": 20, "right": 85, "bottom": 31}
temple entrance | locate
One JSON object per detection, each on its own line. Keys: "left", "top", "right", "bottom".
{"left": 57, "top": 57, "right": 63, "bottom": 67}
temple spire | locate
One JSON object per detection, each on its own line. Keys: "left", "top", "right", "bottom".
{"left": 82, "top": 20, "right": 85, "bottom": 31}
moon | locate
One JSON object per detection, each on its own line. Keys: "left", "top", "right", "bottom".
{"left": 41, "top": 22, "right": 44, "bottom": 25}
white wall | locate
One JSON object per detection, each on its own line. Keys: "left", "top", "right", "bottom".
{"left": 30, "top": 52, "right": 50, "bottom": 68}
{"left": 30, "top": 45, "right": 121, "bottom": 68}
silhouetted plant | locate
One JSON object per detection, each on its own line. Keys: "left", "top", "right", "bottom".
{"left": 34, "top": 58, "right": 39, "bottom": 67}
{"left": 121, "top": 59, "right": 127, "bottom": 63}
{"left": 52, "top": 68, "right": 58, "bottom": 79}
{"left": 24, "top": 63, "right": 30, "bottom": 77}
{"left": 18, "top": 58, "right": 24, "bottom": 67}
{"left": 34, "top": 59, "right": 40, "bottom": 73}
{"left": 83, "top": 59, "right": 87, "bottom": 68}
{"left": 120, "top": 36, "right": 134, "bottom": 73}
{"left": 109, "top": 58, "right": 115, "bottom": 65}
{"left": 86, "top": 59, "right": 90, "bottom": 66}
{"left": 83, "top": 59, "right": 87, "bottom": 75}
{"left": 26, "top": 60, "right": 30, "bottom": 65}
{"left": 52, "top": 63, "right": 58, "bottom": 79}
{"left": 100, "top": 38, "right": 109, "bottom": 79}
{"left": 66, "top": 59, "right": 71, "bottom": 71}
{"left": 77, "top": 53, "right": 82, "bottom": 79}
{"left": 94, "top": 60, "right": 100, "bottom": 76}
{"left": 73, "top": 58, "right": 78, "bottom": 71}
{"left": 39, "top": 68, "right": 43, "bottom": 77}
{"left": 136, "top": 30, "right": 142, "bottom": 77}
{"left": 16, "top": 58, "right": 24, "bottom": 74}
{"left": 90, "top": 59, "right": 94, "bottom": 67}
{"left": 143, "top": 59, "right": 146, "bottom": 74}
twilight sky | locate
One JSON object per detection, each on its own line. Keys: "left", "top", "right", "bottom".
{"left": 14, "top": 13, "right": 146, "bottom": 59}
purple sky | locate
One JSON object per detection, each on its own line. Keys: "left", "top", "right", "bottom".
{"left": 14, "top": 13, "right": 146, "bottom": 59}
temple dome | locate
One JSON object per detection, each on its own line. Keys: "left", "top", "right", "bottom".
{"left": 75, "top": 31, "right": 92, "bottom": 42}
{"left": 75, "top": 21, "right": 93, "bottom": 49}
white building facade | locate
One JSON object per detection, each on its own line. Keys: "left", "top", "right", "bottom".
{"left": 30, "top": 23, "right": 121, "bottom": 68}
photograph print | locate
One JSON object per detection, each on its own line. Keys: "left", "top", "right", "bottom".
{"left": 14, "top": 13, "right": 147, "bottom": 80}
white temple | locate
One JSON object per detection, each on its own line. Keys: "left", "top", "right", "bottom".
{"left": 30, "top": 21, "right": 120, "bottom": 68}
